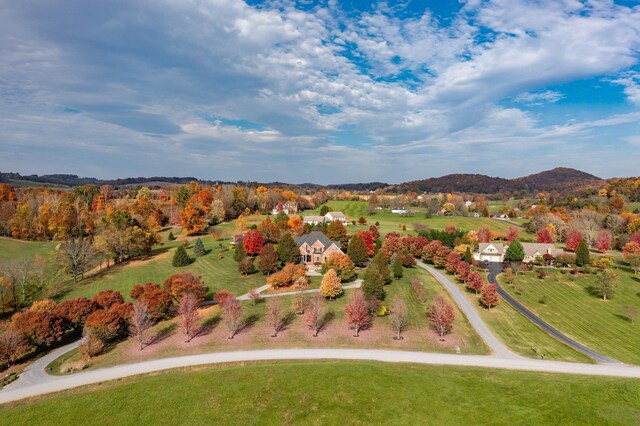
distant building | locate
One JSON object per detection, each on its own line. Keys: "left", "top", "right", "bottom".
{"left": 391, "top": 208, "right": 408, "bottom": 214}
{"left": 272, "top": 201, "right": 298, "bottom": 215}
{"left": 474, "top": 242, "right": 559, "bottom": 263}
{"left": 324, "top": 211, "right": 349, "bottom": 225}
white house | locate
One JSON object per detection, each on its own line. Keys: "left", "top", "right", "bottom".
{"left": 391, "top": 208, "right": 408, "bottom": 214}
{"left": 302, "top": 215, "right": 325, "bottom": 226}
{"left": 324, "top": 211, "right": 349, "bottom": 225}
{"left": 272, "top": 201, "right": 298, "bottom": 215}
{"left": 474, "top": 242, "right": 559, "bottom": 263}
{"left": 475, "top": 243, "right": 505, "bottom": 262}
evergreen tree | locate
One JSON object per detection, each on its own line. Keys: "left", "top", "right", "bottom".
{"left": 505, "top": 240, "right": 525, "bottom": 262}
{"left": 172, "top": 245, "right": 192, "bottom": 267}
{"left": 277, "top": 233, "right": 299, "bottom": 264}
{"left": 168, "top": 231, "right": 176, "bottom": 241}
{"left": 464, "top": 246, "right": 473, "bottom": 264}
{"left": 362, "top": 266, "right": 386, "bottom": 301}
{"left": 193, "top": 238, "right": 206, "bottom": 257}
{"left": 371, "top": 250, "right": 391, "bottom": 284}
{"left": 392, "top": 255, "right": 403, "bottom": 279}
{"left": 347, "top": 233, "right": 368, "bottom": 266}
{"left": 234, "top": 242, "right": 247, "bottom": 263}
{"left": 320, "top": 205, "right": 330, "bottom": 216}
{"left": 575, "top": 239, "right": 590, "bottom": 267}
{"left": 325, "top": 220, "right": 348, "bottom": 246}
{"left": 257, "top": 244, "right": 279, "bottom": 276}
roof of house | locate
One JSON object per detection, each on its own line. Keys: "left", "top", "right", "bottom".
{"left": 303, "top": 215, "right": 325, "bottom": 223}
{"left": 479, "top": 242, "right": 505, "bottom": 253}
{"left": 326, "top": 211, "right": 346, "bottom": 218}
{"left": 294, "top": 231, "right": 341, "bottom": 249}
{"left": 520, "top": 243, "right": 556, "bottom": 257}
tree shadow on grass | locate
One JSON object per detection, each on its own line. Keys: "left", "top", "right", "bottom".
{"left": 613, "top": 313, "right": 634, "bottom": 323}
{"left": 149, "top": 323, "right": 177, "bottom": 346}
{"left": 318, "top": 311, "right": 336, "bottom": 334}
{"left": 239, "top": 313, "right": 261, "bottom": 333}
{"left": 197, "top": 315, "right": 222, "bottom": 337}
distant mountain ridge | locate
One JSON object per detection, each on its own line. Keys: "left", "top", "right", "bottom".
{"left": 0, "top": 168, "right": 606, "bottom": 194}
{"left": 392, "top": 168, "right": 605, "bottom": 194}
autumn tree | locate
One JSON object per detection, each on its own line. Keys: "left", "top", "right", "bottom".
{"left": 221, "top": 296, "right": 242, "bottom": 339}
{"left": 178, "top": 293, "right": 201, "bottom": 343}
{"left": 369, "top": 225, "right": 380, "bottom": 242}
{"left": 347, "top": 233, "right": 369, "bottom": 266}
{"left": 257, "top": 243, "right": 279, "bottom": 276}
{"left": 320, "top": 268, "right": 343, "bottom": 300}
{"left": 477, "top": 227, "right": 491, "bottom": 243}
{"left": 345, "top": 289, "right": 371, "bottom": 337}
{"left": 505, "top": 226, "right": 520, "bottom": 243}
{"left": 325, "top": 220, "right": 348, "bottom": 246}
{"left": 0, "top": 325, "right": 30, "bottom": 366}
{"left": 321, "top": 252, "right": 355, "bottom": 282}
{"left": 172, "top": 245, "right": 192, "bottom": 267}
{"left": 267, "top": 299, "right": 284, "bottom": 337}
{"left": 238, "top": 256, "right": 255, "bottom": 275}
{"left": 92, "top": 290, "right": 125, "bottom": 310}
{"left": 53, "top": 297, "right": 99, "bottom": 330}
{"left": 466, "top": 271, "right": 484, "bottom": 295}
{"left": 276, "top": 232, "right": 299, "bottom": 264}
{"left": 57, "top": 237, "right": 96, "bottom": 283}
{"left": 268, "top": 263, "right": 307, "bottom": 288}
{"left": 243, "top": 230, "right": 266, "bottom": 256}
{"left": 389, "top": 296, "right": 408, "bottom": 340}
{"left": 444, "top": 251, "right": 461, "bottom": 274}
{"left": 180, "top": 203, "right": 206, "bottom": 235}
{"left": 163, "top": 272, "right": 207, "bottom": 303}
{"left": 381, "top": 232, "right": 404, "bottom": 260}
{"left": 129, "top": 283, "right": 173, "bottom": 319}
{"left": 505, "top": 240, "right": 525, "bottom": 262}
{"left": 12, "top": 310, "right": 65, "bottom": 347}
{"left": 304, "top": 294, "right": 325, "bottom": 337}
{"left": 428, "top": 295, "right": 455, "bottom": 339}
{"left": 575, "top": 239, "right": 590, "bottom": 267}
{"left": 248, "top": 288, "right": 262, "bottom": 305}
{"left": 595, "top": 269, "right": 618, "bottom": 301}
{"left": 566, "top": 229, "right": 583, "bottom": 251}
{"left": 480, "top": 284, "right": 499, "bottom": 310}
{"left": 362, "top": 250, "right": 389, "bottom": 301}
{"left": 536, "top": 227, "right": 553, "bottom": 243}
{"left": 129, "top": 300, "right": 155, "bottom": 350}
{"left": 456, "top": 261, "right": 471, "bottom": 282}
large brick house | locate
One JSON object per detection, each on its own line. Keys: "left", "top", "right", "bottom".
{"left": 294, "top": 231, "right": 343, "bottom": 265}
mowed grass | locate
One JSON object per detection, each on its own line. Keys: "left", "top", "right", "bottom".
{"left": 304, "top": 200, "right": 532, "bottom": 237}
{"left": 500, "top": 269, "right": 640, "bottom": 364}
{"left": 3, "top": 362, "right": 640, "bottom": 425}
{"left": 58, "top": 232, "right": 267, "bottom": 301}
{"left": 49, "top": 267, "right": 488, "bottom": 373}
{"left": 458, "top": 279, "right": 592, "bottom": 363}
{"left": 0, "top": 237, "right": 58, "bottom": 262}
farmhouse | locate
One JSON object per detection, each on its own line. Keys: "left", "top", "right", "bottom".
{"left": 302, "top": 215, "right": 326, "bottom": 226}
{"left": 475, "top": 242, "right": 505, "bottom": 262}
{"left": 521, "top": 243, "right": 558, "bottom": 263}
{"left": 302, "top": 211, "right": 350, "bottom": 226}
{"left": 295, "top": 231, "right": 343, "bottom": 265}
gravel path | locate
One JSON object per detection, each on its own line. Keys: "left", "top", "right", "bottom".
{"left": 3, "top": 348, "right": 640, "bottom": 404}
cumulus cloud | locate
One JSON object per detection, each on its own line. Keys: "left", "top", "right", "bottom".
{"left": 0, "top": 0, "right": 639, "bottom": 182}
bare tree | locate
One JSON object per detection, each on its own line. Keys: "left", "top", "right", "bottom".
{"left": 389, "top": 296, "right": 409, "bottom": 340}
{"left": 222, "top": 296, "right": 242, "bottom": 339}
{"left": 57, "top": 237, "right": 96, "bottom": 283}
{"left": 267, "top": 299, "right": 283, "bottom": 337}
{"left": 129, "top": 300, "right": 155, "bottom": 350}
{"left": 304, "top": 294, "right": 325, "bottom": 337}
{"left": 248, "top": 288, "right": 261, "bottom": 305}
{"left": 178, "top": 293, "right": 201, "bottom": 343}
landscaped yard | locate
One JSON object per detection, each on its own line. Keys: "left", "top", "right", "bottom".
{"left": 499, "top": 269, "right": 640, "bottom": 365}
{"left": 48, "top": 267, "right": 488, "bottom": 373}
{"left": 3, "top": 361, "right": 640, "bottom": 425}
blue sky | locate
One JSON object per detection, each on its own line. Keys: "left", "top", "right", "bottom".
{"left": 1, "top": 0, "right": 639, "bottom": 184}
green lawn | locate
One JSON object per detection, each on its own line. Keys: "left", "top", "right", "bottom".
{"left": 499, "top": 269, "right": 640, "bottom": 365}
{"left": 48, "top": 267, "right": 488, "bottom": 373}
{"left": 458, "top": 278, "right": 592, "bottom": 363}
{"left": 58, "top": 232, "right": 267, "bottom": 301}
{"left": 0, "top": 237, "right": 58, "bottom": 262}
{"left": 3, "top": 361, "right": 640, "bottom": 425}
{"left": 304, "top": 200, "right": 533, "bottom": 237}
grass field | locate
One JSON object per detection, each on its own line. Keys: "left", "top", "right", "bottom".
{"left": 0, "top": 237, "right": 58, "bottom": 262}
{"left": 499, "top": 269, "right": 640, "bottom": 365}
{"left": 49, "top": 267, "right": 488, "bottom": 373}
{"left": 3, "top": 361, "right": 640, "bottom": 425}
{"left": 458, "top": 279, "right": 592, "bottom": 363}
{"left": 304, "top": 200, "right": 533, "bottom": 237}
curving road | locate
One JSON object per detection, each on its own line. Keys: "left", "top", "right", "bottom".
{"left": 486, "top": 262, "right": 619, "bottom": 364}
{"left": 3, "top": 348, "right": 640, "bottom": 405}
{"left": 416, "top": 261, "right": 518, "bottom": 359}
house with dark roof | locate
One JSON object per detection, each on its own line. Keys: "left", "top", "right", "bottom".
{"left": 294, "top": 231, "right": 343, "bottom": 265}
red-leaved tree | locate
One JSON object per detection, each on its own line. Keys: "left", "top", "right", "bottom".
{"left": 243, "top": 230, "right": 266, "bottom": 256}
{"left": 428, "top": 295, "right": 455, "bottom": 339}
{"left": 53, "top": 297, "right": 99, "bottom": 330}
{"left": 163, "top": 272, "right": 207, "bottom": 303}
{"left": 466, "top": 271, "right": 484, "bottom": 295}
{"left": 595, "top": 229, "right": 612, "bottom": 252}
{"left": 130, "top": 283, "right": 173, "bottom": 319}
{"left": 536, "top": 228, "right": 553, "bottom": 243}
{"left": 11, "top": 310, "right": 65, "bottom": 348}
{"left": 129, "top": 300, "right": 155, "bottom": 350}
{"left": 178, "top": 293, "right": 201, "bottom": 343}
{"left": 304, "top": 294, "right": 324, "bottom": 337}
{"left": 456, "top": 261, "right": 471, "bottom": 282}
{"left": 480, "top": 284, "right": 499, "bottom": 310}
{"left": 222, "top": 296, "right": 242, "bottom": 339}
{"left": 565, "top": 229, "right": 583, "bottom": 252}
{"left": 92, "top": 290, "right": 125, "bottom": 310}
{"left": 477, "top": 227, "right": 491, "bottom": 243}
{"left": 344, "top": 289, "right": 371, "bottom": 337}
{"left": 506, "top": 226, "right": 520, "bottom": 243}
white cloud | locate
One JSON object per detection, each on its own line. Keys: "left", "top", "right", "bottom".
{"left": 514, "top": 90, "right": 564, "bottom": 105}
{"left": 609, "top": 71, "right": 640, "bottom": 105}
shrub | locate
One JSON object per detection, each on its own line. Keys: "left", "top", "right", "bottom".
{"left": 163, "top": 272, "right": 207, "bottom": 302}
{"left": 268, "top": 263, "right": 307, "bottom": 288}
{"left": 92, "top": 290, "right": 125, "bottom": 310}
{"left": 30, "top": 299, "right": 57, "bottom": 312}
